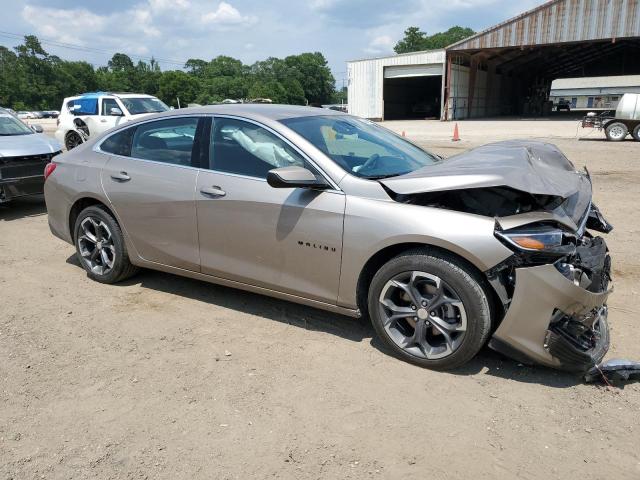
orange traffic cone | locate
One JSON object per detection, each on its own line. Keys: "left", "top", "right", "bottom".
{"left": 402, "top": 130, "right": 406, "bottom": 137}
{"left": 452, "top": 123, "right": 460, "bottom": 142}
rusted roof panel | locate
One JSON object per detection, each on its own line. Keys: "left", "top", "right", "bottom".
{"left": 448, "top": 0, "right": 640, "bottom": 51}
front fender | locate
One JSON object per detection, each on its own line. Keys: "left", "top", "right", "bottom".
{"left": 337, "top": 196, "right": 513, "bottom": 309}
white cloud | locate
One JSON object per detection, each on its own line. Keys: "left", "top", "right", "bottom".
{"left": 149, "top": 0, "right": 190, "bottom": 10}
{"left": 201, "top": 2, "right": 256, "bottom": 26}
{"left": 364, "top": 35, "right": 394, "bottom": 54}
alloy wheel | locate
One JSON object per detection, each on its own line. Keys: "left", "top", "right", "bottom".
{"left": 65, "top": 132, "right": 83, "bottom": 150}
{"left": 378, "top": 271, "right": 467, "bottom": 359}
{"left": 77, "top": 216, "right": 116, "bottom": 275}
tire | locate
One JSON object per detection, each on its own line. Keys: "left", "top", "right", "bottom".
{"left": 368, "top": 250, "right": 491, "bottom": 370}
{"left": 605, "top": 122, "right": 628, "bottom": 142}
{"left": 74, "top": 205, "right": 139, "bottom": 284}
{"left": 65, "top": 131, "right": 84, "bottom": 151}
{"left": 633, "top": 124, "right": 640, "bottom": 142}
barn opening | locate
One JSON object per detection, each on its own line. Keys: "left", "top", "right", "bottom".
{"left": 383, "top": 65, "right": 442, "bottom": 120}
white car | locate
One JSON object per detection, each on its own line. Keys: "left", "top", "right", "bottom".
{"left": 17, "top": 111, "right": 36, "bottom": 119}
{"left": 55, "top": 92, "right": 170, "bottom": 150}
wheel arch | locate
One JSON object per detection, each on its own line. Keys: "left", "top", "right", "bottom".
{"left": 68, "top": 196, "right": 115, "bottom": 243}
{"left": 355, "top": 242, "right": 501, "bottom": 325}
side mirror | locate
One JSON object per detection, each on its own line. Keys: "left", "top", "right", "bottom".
{"left": 110, "top": 107, "right": 123, "bottom": 116}
{"left": 267, "top": 166, "right": 329, "bottom": 189}
{"left": 31, "top": 124, "right": 44, "bottom": 133}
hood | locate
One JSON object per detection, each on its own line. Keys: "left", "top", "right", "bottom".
{"left": 380, "top": 140, "right": 593, "bottom": 232}
{"left": 381, "top": 140, "right": 590, "bottom": 199}
{"left": 0, "top": 133, "right": 62, "bottom": 157}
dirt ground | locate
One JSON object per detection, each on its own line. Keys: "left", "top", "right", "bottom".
{"left": 2, "top": 120, "right": 639, "bottom": 479}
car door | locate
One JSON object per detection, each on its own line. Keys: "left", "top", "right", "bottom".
{"left": 97, "top": 97, "right": 126, "bottom": 134}
{"left": 196, "top": 116, "right": 346, "bottom": 304}
{"left": 100, "top": 116, "right": 204, "bottom": 271}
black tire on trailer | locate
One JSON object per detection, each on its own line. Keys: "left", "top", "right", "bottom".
{"left": 632, "top": 124, "right": 640, "bottom": 142}
{"left": 605, "top": 122, "right": 628, "bottom": 142}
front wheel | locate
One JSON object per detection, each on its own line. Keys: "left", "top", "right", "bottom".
{"left": 74, "top": 205, "right": 139, "bottom": 284}
{"left": 368, "top": 251, "right": 492, "bottom": 370}
{"left": 605, "top": 122, "right": 628, "bottom": 142}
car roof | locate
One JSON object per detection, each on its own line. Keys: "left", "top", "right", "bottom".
{"left": 148, "top": 104, "right": 347, "bottom": 122}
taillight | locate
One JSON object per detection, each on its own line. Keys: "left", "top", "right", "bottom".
{"left": 44, "top": 162, "right": 57, "bottom": 180}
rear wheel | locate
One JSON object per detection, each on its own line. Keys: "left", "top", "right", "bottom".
{"left": 65, "top": 131, "right": 83, "bottom": 151}
{"left": 605, "top": 122, "right": 628, "bottom": 142}
{"left": 632, "top": 124, "right": 640, "bottom": 142}
{"left": 368, "top": 251, "right": 491, "bottom": 370}
{"left": 74, "top": 205, "right": 139, "bottom": 284}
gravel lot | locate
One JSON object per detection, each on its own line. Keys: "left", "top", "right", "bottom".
{"left": 2, "top": 119, "right": 639, "bottom": 479}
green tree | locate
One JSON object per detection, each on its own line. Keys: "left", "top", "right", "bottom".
{"left": 284, "top": 52, "right": 335, "bottom": 105}
{"left": 158, "top": 70, "right": 199, "bottom": 107}
{"left": 394, "top": 27, "right": 427, "bottom": 54}
{"left": 394, "top": 26, "right": 475, "bottom": 53}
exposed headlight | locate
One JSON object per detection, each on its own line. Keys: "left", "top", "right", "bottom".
{"left": 495, "top": 225, "right": 573, "bottom": 256}
{"left": 498, "top": 227, "right": 562, "bottom": 251}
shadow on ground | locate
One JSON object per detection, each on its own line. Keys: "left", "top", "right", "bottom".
{"left": 0, "top": 196, "right": 47, "bottom": 221}
{"left": 66, "top": 254, "right": 584, "bottom": 388}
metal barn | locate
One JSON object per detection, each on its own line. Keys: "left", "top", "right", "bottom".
{"left": 347, "top": 0, "right": 640, "bottom": 120}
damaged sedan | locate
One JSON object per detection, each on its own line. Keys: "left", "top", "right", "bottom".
{"left": 1, "top": 107, "right": 62, "bottom": 203}
{"left": 44, "top": 105, "right": 612, "bottom": 371}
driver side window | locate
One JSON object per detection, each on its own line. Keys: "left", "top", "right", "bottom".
{"left": 102, "top": 98, "right": 120, "bottom": 116}
{"left": 210, "top": 118, "right": 306, "bottom": 179}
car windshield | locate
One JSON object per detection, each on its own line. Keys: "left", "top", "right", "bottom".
{"left": 0, "top": 112, "right": 33, "bottom": 136}
{"left": 120, "top": 97, "right": 170, "bottom": 115}
{"left": 280, "top": 115, "right": 440, "bottom": 179}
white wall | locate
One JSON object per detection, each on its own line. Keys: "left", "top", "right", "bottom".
{"left": 347, "top": 50, "right": 445, "bottom": 120}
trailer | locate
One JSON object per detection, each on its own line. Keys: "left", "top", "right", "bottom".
{"left": 582, "top": 93, "right": 640, "bottom": 141}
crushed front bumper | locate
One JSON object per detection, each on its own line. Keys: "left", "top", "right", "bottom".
{"left": 489, "top": 237, "right": 612, "bottom": 372}
{"left": 0, "top": 152, "right": 59, "bottom": 203}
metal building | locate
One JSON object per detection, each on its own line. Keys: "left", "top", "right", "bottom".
{"left": 348, "top": 0, "right": 640, "bottom": 120}
{"left": 549, "top": 75, "right": 640, "bottom": 110}
{"left": 347, "top": 50, "right": 445, "bottom": 121}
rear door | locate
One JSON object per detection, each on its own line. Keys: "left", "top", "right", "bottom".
{"left": 100, "top": 116, "right": 205, "bottom": 271}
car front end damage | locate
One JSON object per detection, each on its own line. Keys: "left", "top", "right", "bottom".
{"left": 380, "top": 140, "right": 614, "bottom": 372}
{"left": 487, "top": 227, "right": 612, "bottom": 372}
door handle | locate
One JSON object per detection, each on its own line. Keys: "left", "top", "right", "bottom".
{"left": 100, "top": 119, "right": 107, "bottom": 123}
{"left": 200, "top": 186, "right": 226, "bottom": 198}
{"left": 110, "top": 171, "right": 131, "bottom": 182}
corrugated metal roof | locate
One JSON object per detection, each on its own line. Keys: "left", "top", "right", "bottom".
{"left": 551, "top": 75, "right": 640, "bottom": 89}
{"left": 448, "top": 0, "right": 640, "bottom": 51}
{"left": 348, "top": 49, "right": 445, "bottom": 64}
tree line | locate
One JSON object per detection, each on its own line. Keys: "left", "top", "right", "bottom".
{"left": 0, "top": 36, "right": 343, "bottom": 110}
{"left": 393, "top": 26, "right": 475, "bottom": 54}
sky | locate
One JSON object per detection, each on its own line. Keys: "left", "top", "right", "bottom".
{"left": 0, "top": 0, "right": 542, "bottom": 85}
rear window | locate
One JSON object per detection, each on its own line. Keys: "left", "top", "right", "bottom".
{"left": 67, "top": 98, "right": 98, "bottom": 116}
{"left": 100, "top": 128, "right": 134, "bottom": 157}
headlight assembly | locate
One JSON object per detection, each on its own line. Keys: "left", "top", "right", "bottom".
{"left": 495, "top": 224, "right": 575, "bottom": 256}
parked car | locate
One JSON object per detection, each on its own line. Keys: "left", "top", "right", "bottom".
{"left": 0, "top": 108, "right": 62, "bottom": 203}
{"left": 44, "top": 105, "right": 613, "bottom": 371}
{"left": 17, "top": 111, "right": 36, "bottom": 119}
{"left": 581, "top": 93, "right": 640, "bottom": 141}
{"left": 555, "top": 99, "right": 571, "bottom": 112}
{"left": 40, "top": 110, "right": 60, "bottom": 119}
{"left": 55, "top": 92, "right": 170, "bottom": 150}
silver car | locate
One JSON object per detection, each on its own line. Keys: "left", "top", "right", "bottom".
{"left": 1, "top": 108, "right": 62, "bottom": 203}
{"left": 44, "top": 105, "right": 613, "bottom": 371}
